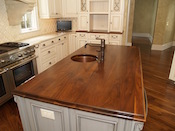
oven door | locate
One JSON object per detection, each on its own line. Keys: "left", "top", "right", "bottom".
{"left": 8, "top": 56, "right": 38, "bottom": 90}
{"left": 0, "top": 69, "right": 11, "bottom": 106}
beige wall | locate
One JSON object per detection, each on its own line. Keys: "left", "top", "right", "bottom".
{"left": 153, "top": 0, "right": 175, "bottom": 45}
{"left": 127, "top": 0, "right": 135, "bottom": 43}
{"left": 133, "top": 0, "right": 157, "bottom": 37}
{"left": 0, "top": 0, "right": 57, "bottom": 44}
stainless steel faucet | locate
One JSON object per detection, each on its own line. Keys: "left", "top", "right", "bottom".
{"left": 84, "top": 38, "right": 105, "bottom": 62}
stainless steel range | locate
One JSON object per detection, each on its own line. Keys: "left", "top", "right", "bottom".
{"left": 0, "top": 42, "right": 38, "bottom": 106}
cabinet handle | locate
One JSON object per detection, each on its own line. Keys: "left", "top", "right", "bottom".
{"left": 52, "top": 41, "right": 54, "bottom": 43}
{"left": 49, "top": 62, "right": 52, "bottom": 65}
{"left": 59, "top": 39, "right": 61, "bottom": 41}
{"left": 43, "top": 44, "right": 45, "bottom": 47}
{"left": 48, "top": 51, "right": 51, "bottom": 54}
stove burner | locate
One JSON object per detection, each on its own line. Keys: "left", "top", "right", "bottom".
{"left": 0, "top": 42, "right": 29, "bottom": 48}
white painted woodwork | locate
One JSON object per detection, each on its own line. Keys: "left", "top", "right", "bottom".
{"left": 38, "top": 0, "right": 62, "bottom": 18}
{"left": 14, "top": 96, "right": 144, "bottom": 131}
{"left": 78, "top": 0, "right": 88, "bottom": 13}
{"left": 109, "top": 34, "right": 122, "bottom": 45}
{"left": 78, "top": 14, "right": 89, "bottom": 31}
{"left": 110, "top": 14, "right": 123, "bottom": 32}
{"left": 69, "top": 34, "right": 78, "bottom": 54}
{"left": 78, "top": 39, "right": 87, "bottom": 48}
{"left": 89, "top": 0, "right": 109, "bottom": 13}
{"left": 36, "top": 34, "right": 68, "bottom": 73}
{"left": 111, "top": 0, "right": 124, "bottom": 14}
{"left": 77, "top": 33, "right": 88, "bottom": 49}
{"left": 62, "top": 0, "right": 78, "bottom": 17}
{"left": 169, "top": 51, "right": 175, "bottom": 81}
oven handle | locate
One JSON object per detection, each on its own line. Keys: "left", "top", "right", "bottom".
{"left": 8, "top": 55, "right": 37, "bottom": 70}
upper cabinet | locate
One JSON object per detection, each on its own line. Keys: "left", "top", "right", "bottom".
{"left": 62, "top": 0, "right": 78, "bottom": 17}
{"left": 111, "top": 0, "right": 124, "bottom": 13}
{"left": 79, "top": 0, "right": 88, "bottom": 13}
{"left": 78, "top": 0, "right": 124, "bottom": 33}
{"left": 38, "top": 0, "right": 62, "bottom": 18}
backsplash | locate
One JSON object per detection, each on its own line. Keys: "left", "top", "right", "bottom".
{"left": 0, "top": 0, "right": 78, "bottom": 44}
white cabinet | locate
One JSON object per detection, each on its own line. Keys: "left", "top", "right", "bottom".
{"left": 25, "top": 98, "right": 70, "bottom": 131}
{"left": 38, "top": 0, "right": 62, "bottom": 18}
{"left": 69, "top": 34, "right": 78, "bottom": 54}
{"left": 62, "top": 0, "right": 78, "bottom": 17}
{"left": 109, "top": 34, "right": 122, "bottom": 45}
{"left": 36, "top": 34, "right": 68, "bottom": 74}
{"left": 69, "top": 109, "right": 127, "bottom": 131}
{"left": 169, "top": 51, "right": 175, "bottom": 81}
{"left": 111, "top": 0, "right": 124, "bottom": 13}
{"left": 77, "top": 33, "right": 88, "bottom": 49}
{"left": 78, "top": 14, "right": 89, "bottom": 31}
{"left": 14, "top": 96, "right": 144, "bottom": 131}
{"left": 110, "top": 14, "right": 123, "bottom": 32}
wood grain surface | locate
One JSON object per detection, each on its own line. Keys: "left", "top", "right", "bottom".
{"left": 13, "top": 45, "right": 146, "bottom": 122}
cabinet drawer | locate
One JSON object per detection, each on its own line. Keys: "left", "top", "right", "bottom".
{"left": 57, "top": 35, "right": 68, "bottom": 43}
{"left": 40, "top": 39, "right": 57, "bottom": 49}
{"left": 42, "top": 57, "right": 57, "bottom": 71}
{"left": 109, "top": 34, "right": 121, "bottom": 41}
{"left": 77, "top": 33, "right": 87, "bottom": 39}
{"left": 88, "top": 33, "right": 108, "bottom": 40}
{"left": 41, "top": 47, "right": 56, "bottom": 62}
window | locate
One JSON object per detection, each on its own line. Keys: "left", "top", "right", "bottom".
{"left": 21, "top": 6, "right": 38, "bottom": 33}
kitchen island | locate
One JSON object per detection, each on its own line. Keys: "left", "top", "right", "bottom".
{"left": 13, "top": 45, "right": 147, "bottom": 131}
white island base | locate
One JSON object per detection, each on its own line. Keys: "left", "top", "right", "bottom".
{"left": 14, "top": 96, "right": 144, "bottom": 131}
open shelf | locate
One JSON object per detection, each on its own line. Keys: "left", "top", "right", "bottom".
{"left": 89, "top": 0, "right": 109, "bottom": 12}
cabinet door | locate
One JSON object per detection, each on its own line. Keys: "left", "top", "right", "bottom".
{"left": 63, "top": 0, "right": 78, "bottom": 17}
{"left": 57, "top": 43, "right": 62, "bottom": 62}
{"left": 78, "top": 39, "right": 87, "bottom": 49}
{"left": 110, "top": 14, "right": 123, "bottom": 32}
{"left": 111, "top": 0, "right": 124, "bottom": 14}
{"left": 61, "top": 42, "right": 68, "bottom": 59}
{"left": 69, "top": 109, "right": 124, "bottom": 131}
{"left": 69, "top": 34, "right": 77, "bottom": 54}
{"left": 26, "top": 99, "right": 70, "bottom": 131}
{"left": 38, "top": 0, "right": 49, "bottom": 18}
{"left": 78, "top": 14, "right": 89, "bottom": 31}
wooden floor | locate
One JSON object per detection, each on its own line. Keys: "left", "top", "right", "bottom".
{"left": 0, "top": 37, "right": 175, "bottom": 131}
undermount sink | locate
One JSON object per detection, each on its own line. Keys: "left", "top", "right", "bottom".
{"left": 71, "top": 54, "right": 98, "bottom": 62}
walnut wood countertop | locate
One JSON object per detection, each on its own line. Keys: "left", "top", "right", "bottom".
{"left": 13, "top": 45, "right": 146, "bottom": 122}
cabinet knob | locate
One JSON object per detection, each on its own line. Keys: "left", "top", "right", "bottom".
{"left": 56, "top": 13, "right": 58, "bottom": 15}
{"left": 52, "top": 41, "right": 54, "bottom": 43}
{"left": 49, "top": 62, "right": 52, "bottom": 65}
{"left": 48, "top": 51, "right": 51, "bottom": 54}
{"left": 59, "top": 39, "right": 61, "bottom": 41}
{"left": 62, "top": 43, "right": 64, "bottom": 45}
{"left": 64, "top": 37, "right": 66, "bottom": 39}
{"left": 43, "top": 44, "right": 45, "bottom": 46}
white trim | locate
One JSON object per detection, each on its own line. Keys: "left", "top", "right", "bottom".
{"left": 132, "top": 33, "right": 153, "bottom": 43}
{"left": 173, "top": 41, "right": 175, "bottom": 46}
{"left": 125, "top": 42, "right": 132, "bottom": 46}
{"left": 151, "top": 42, "right": 173, "bottom": 51}
{"left": 125, "top": 0, "right": 131, "bottom": 46}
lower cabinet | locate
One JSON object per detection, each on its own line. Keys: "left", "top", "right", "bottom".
{"left": 14, "top": 96, "right": 144, "bottom": 131}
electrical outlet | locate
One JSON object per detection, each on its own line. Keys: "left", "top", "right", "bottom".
{"left": 40, "top": 108, "right": 55, "bottom": 120}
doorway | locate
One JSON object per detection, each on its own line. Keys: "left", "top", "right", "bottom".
{"left": 132, "top": 0, "right": 158, "bottom": 51}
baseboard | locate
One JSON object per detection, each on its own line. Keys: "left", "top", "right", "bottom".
{"left": 132, "top": 33, "right": 153, "bottom": 43}
{"left": 151, "top": 42, "right": 173, "bottom": 51}
{"left": 125, "top": 42, "right": 132, "bottom": 46}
